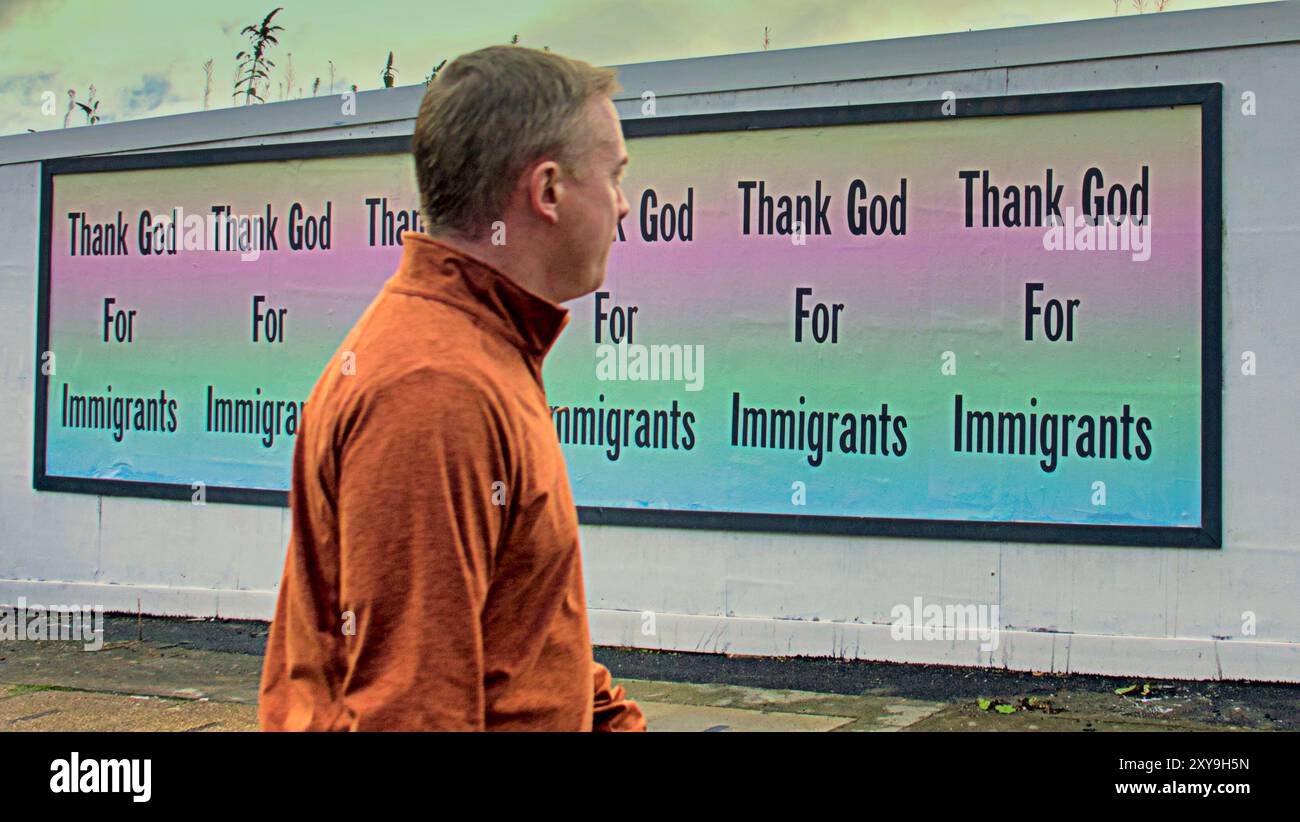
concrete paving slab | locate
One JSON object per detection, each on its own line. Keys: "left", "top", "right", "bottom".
{"left": 638, "top": 701, "right": 853, "bottom": 732}
{"left": 622, "top": 678, "right": 946, "bottom": 731}
{"left": 0, "top": 690, "right": 258, "bottom": 732}
{"left": 0, "top": 640, "right": 262, "bottom": 703}
{"left": 2, "top": 629, "right": 1294, "bottom": 732}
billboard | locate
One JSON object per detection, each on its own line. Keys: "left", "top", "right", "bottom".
{"left": 36, "top": 84, "right": 1222, "bottom": 546}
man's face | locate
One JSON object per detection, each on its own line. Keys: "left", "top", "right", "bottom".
{"left": 554, "top": 96, "right": 629, "bottom": 302}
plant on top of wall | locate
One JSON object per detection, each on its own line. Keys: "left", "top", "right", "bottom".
{"left": 381, "top": 52, "right": 398, "bottom": 88}
{"left": 424, "top": 59, "right": 447, "bottom": 87}
{"left": 234, "top": 7, "right": 285, "bottom": 105}
{"left": 283, "top": 52, "right": 296, "bottom": 99}
{"left": 202, "top": 59, "right": 214, "bottom": 109}
{"left": 508, "top": 33, "right": 549, "bottom": 51}
{"left": 75, "top": 85, "right": 101, "bottom": 125}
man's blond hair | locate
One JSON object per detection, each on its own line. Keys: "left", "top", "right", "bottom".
{"left": 412, "top": 45, "right": 620, "bottom": 241}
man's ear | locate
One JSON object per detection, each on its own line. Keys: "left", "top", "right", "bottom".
{"left": 529, "top": 160, "right": 563, "bottom": 225}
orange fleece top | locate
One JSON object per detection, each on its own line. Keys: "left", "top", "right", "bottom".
{"left": 258, "top": 232, "right": 645, "bottom": 732}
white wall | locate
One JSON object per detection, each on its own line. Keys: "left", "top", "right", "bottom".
{"left": 2, "top": 3, "right": 1298, "bottom": 682}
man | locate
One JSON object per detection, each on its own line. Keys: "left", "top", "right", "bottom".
{"left": 258, "top": 45, "right": 645, "bottom": 731}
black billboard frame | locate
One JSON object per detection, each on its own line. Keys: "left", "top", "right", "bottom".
{"left": 34, "top": 82, "right": 1223, "bottom": 547}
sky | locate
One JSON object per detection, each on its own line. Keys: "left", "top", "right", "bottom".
{"left": 0, "top": 0, "right": 1262, "bottom": 136}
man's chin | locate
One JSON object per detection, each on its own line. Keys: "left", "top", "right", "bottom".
{"left": 560, "top": 268, "right": 607, "bottom": 303}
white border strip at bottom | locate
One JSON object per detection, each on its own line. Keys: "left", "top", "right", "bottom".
{"left": 3, "top": 578, "right": 1297, "bottom": 683}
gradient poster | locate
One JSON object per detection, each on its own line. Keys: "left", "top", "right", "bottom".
{"left": 37, "top": 86, "right": 1221, "bottom": 546}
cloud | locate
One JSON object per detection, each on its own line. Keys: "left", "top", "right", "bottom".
{"left": 0, "top": 70, "right": 55, "bottom": 95}
{"left": 0, "top": 0, "right": 47, "bottom": 27}
{"left": 123, "top": 73, "right": 178, "bottom": 115}
{"left": 522, "top": 0, "right": 931, "bottom": 68}
{"left": 0, "top": 71, "right": 58, "bottom": 132}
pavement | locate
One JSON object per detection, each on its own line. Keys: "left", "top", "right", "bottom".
{"left": 1, "top": 615, "right": 1298, "bottom": 732}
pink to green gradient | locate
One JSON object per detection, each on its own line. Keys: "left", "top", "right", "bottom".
{"left": 46, "top": 105, "right": 1204, "bottom": 527}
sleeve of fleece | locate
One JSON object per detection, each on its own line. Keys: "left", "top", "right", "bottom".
{"left": 334, "top": 368, "right": 509, "bottom": 731}
{"left": 591, "top": 661, "right": 647, "bottom": 732}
